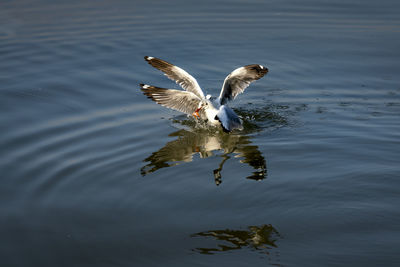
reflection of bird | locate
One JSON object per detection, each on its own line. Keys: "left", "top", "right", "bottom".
{"left": 191, "top": 224, "right": 281, "bottom": 255}
{"left": 140, "top": 56, "right": 268, "bottom": 132}
{"left": 141, "top": 129, "right": 267, "bottom": 185}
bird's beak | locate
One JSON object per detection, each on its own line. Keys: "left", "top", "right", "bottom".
{"left": 192, "top": 107, "right": 202, "bottom": 119}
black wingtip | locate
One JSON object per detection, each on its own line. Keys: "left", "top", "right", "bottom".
{"left": 144, "top": 56, "right": 155, "bottom": 62}
{"left": 139, "top": 84, "right": 152, "bottom": 92}
{"left": 255, "top": 65, "right": 268, "bottom": 76}
{"left": 245, "top": 64, "right": 269, "bottom": 78}
{"left": 261, "top": 66, "right": 269, "bottom": 74}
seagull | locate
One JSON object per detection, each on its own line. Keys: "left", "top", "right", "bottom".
{"left": 140, "top": 56, "right": 268, "bottom": 132}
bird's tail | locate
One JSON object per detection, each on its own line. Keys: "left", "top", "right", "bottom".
{"left": 215, "top": 105, "right": 243, "bottom": 132}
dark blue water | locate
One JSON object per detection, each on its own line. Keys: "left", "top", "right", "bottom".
{"left": 1, "top": 0, "right": 400, "bottom": 266}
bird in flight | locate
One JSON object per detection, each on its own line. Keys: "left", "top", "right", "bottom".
{"left": 140, "top": 56, "right": 268, "bottom": 132}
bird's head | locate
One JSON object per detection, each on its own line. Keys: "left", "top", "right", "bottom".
{"left": 192, "top": 101, "right": 210, "bottom": 119}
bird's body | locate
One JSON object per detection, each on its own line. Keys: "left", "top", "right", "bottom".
{"left": 140, "top": 56, "right": 268, "bottom": 132}
{"left": 201, "top": 98, "right": 220, "bottom": 126}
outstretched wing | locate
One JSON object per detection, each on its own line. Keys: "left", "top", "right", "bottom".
{"left": 140, "top": 84, "right": 201, "bottom": 115}
{"left": 144, "top": 56, "right": 205, "bottom": 99}
{"left": 218, "top": 64, "right": 268, "bottom": 105}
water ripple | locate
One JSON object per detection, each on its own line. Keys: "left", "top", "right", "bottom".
{"left": 2, "top": 103, "right": 165, "bottom": 199}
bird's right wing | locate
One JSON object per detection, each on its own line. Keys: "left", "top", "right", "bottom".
{"left": 144, "top": 56, "right": 205, "bottom": 99}
{"left": 140, "top": 84, "right": 202, "bottom": 115}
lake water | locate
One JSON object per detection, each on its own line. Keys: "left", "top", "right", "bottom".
{"left": 1, "top": 0, "right": 400, "bottom": 266}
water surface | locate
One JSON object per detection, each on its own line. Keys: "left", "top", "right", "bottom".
{"left": 1, "top": 0, "right": 400, "bottom": 266}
